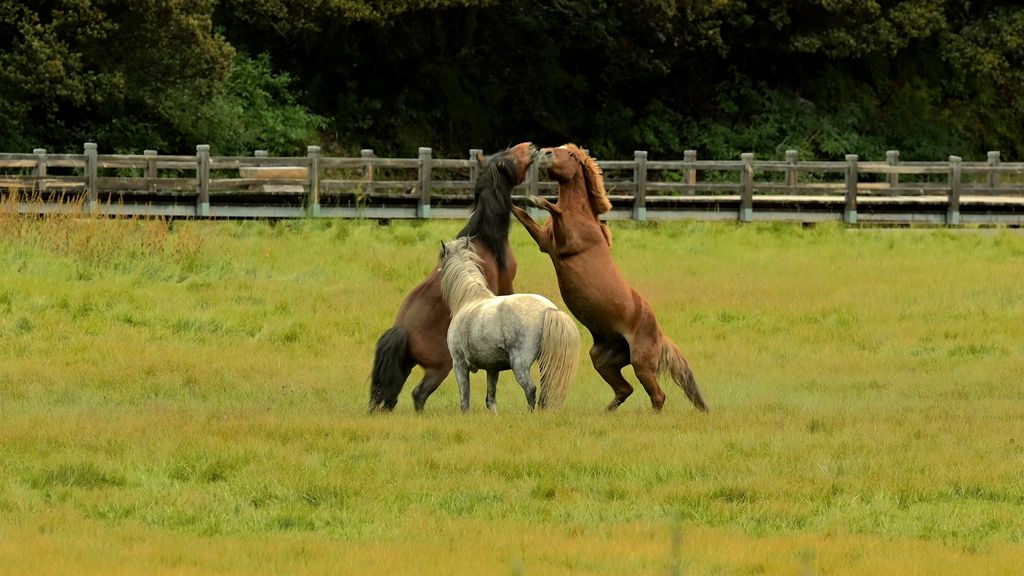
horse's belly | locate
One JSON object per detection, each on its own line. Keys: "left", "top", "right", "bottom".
{"left": 554, "top": 263, "right": 634, "bottom": 336}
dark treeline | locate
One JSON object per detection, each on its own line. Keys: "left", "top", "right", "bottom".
{"left": 2, "top": 0, "right": 1022, "bottom": 161}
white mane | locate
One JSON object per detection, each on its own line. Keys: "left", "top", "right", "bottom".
{"left": 439, "top": 238, "right": 494, "bottom": 313}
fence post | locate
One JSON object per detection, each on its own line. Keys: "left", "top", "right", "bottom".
{"left": 33, "top": 148, "right": 47, "bottom": 195}
{"left": 633, "top": 150, "right": 648, "bottom": 221}
{"left": 785, "top": 149, "right": 798, "bottom": 190}
{"left": 739, "top": 152, "right": 754, "bottom": 222}
{"left": 84, "top": 142, "right": 98, "bottom": 214}
{"left": 417, "top": 147, "right": 432, "bottom": 219}
{"left": 361, "top": 149, "right": 375, "bottom": 199}
{"left": 886, "top": 150, "right": 899, "bottom": 189}
{"left": 948, "top": 155, "right": 962, "bottom": 226}
{"left": 844, "top": 154, "right": 859, "bottom": 225}
{"left": 144, "top": 150, "right": 157, "bottom": 192}
{"left": 987, "top": 151, "right": 1001, "bottom": 190}
{"left": 306, "top": 145, "right": 321, "bottom": 217}
{"left": 469, "top": 148, "right": 482, "bottom": 185}
{"left": 684, "top": 149, "right": 697, "bottom": 191}
{"left": 196, "top": 144, "right": 210, "bottom": 217}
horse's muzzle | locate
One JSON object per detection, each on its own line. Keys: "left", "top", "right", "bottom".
{"left": 535, "top": 148, "right": 555, "bottom": 169}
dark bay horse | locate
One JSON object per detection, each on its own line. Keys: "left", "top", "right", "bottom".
{"left": 511, "top": 144, "right": 707, "bottom": 412}
{"left": 369, "top": 142, "right": 536, "bottom": 412}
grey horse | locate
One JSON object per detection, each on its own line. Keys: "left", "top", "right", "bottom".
{"left": 438, "top": 237, "right": 580, "bottom": 412}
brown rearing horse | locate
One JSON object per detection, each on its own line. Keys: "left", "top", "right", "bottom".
{"left": 369, "top": 142, "right": 536, "bottom": 412}
{"left": 510, "top": 143, "right": 707, "bottom": 412}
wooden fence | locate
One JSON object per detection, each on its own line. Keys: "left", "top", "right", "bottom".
{"left": 2, "top": 144, "right": 1024, "bottom": 225}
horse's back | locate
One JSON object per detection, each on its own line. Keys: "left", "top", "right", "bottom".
{"left": 465, "top": 294, "right": 555, "bottom": 335}
{"left": 449, "top": 294, "right": 554, "bottom": 368}
{"left": 495, "top": 293, "right": 557, "bottom": 316}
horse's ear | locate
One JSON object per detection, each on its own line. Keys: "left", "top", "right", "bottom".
{"left": 476, "top": 152, "right": 488, "bottom": 166}
{"left": 439, "top": 240, "right": 446, "bottom": 258}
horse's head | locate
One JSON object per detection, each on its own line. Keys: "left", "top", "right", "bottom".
{"left": 476, "top": 141, "right": 537, "bottom": 189}
{"left": 536, "top": 144, "right": 611, "bottom": 215}
{"left": 438, "top": 236, "right": 476, "bottom": 266}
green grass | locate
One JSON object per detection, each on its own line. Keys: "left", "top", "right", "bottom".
{"left": 1, "top": 215, "right": 1023, "bottom": 574}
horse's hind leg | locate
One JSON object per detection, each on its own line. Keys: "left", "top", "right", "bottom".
{"left": 412, "top": 366, "right": 450, "bottom": 412}
{"left": 633, "top": 363, "right": 667, "bottom": 412}
{"left": 630, "top": 314, "right": 668, "bottom": 411}
{"left": 591, "top": 338, "right": 633, "bottom": 411}
{"left": 453, "top": 363, "right": 472, "bottom": 412}
{"left": 511, "top": 360, "right": 537, "bottom": 411}
{"left": 485, "top": 370, "right": 500, "bottom": 413}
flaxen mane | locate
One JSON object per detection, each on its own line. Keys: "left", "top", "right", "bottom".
{"left": 440, "top": 238, "right": 494, "bottom": 313}
{"left": 565, "top": 143, "right": 611, "bottom": 216}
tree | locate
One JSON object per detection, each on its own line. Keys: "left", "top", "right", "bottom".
{"left": 0, "top": 0, "right": 321, "bottom": 153}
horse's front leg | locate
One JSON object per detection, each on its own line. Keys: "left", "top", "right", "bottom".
{"left": 525, "top": 194, "right": 560, "bottom": 214}
{"left": 511, "top": 205, "right": 553, "bottom": 253}
{"left": 485, "top": 370, "right": 500, "bottom": 413}
{"left": 453, "top": 361, "right": 472, "bottom": 413}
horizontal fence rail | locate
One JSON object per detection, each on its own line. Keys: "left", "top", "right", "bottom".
{"left": 2, "top": 144, "right": 1024, "bottom": 225}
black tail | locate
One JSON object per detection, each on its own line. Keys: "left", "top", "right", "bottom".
{"left": 369, "top": 326, "right": 411, "bottom": 412}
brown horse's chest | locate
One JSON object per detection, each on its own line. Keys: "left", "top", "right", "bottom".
{"left": 471, "top": 240, "right": 516, "bottom": 295}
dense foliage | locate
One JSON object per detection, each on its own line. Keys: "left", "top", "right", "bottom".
{"left": 2, "top": 0, "right": 1023, "bottom": 159}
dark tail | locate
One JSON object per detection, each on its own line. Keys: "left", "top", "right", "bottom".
{"left": 658, "top": 337, "right": 708, "bottom": 412}
{"left": 369, "top": 326, "right": 411, "bottom": 412}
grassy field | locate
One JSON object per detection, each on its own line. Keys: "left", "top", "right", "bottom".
{"left": 1, "top": 213, "right": 1023, "bottom": 574}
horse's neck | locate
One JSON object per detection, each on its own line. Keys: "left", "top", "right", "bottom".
{"left": 459, "top": 186, "right": 512, "bottom": 268}
{"left": 444, "top": 269, "right": 494, "bottom": 313}
{"left": 558, "top": 178, "right": 596, "bottom": 216}
{"left": 546, "top": 179, "right": 609, "bottom": 256}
